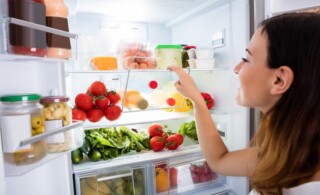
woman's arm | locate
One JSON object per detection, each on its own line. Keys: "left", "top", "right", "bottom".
{"left": 169, "top": 66, "right": 258, "bottom": 176}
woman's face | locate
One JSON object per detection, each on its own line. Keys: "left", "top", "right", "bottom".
{"left": 234, "top": 28, "right": 279, "bottom": 113}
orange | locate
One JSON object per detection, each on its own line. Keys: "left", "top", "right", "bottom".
{"left": 155, "top": 168, "right": 169, "bottom": 192}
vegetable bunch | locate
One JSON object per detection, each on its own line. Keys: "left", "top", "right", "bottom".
{"left": 178, "top": 120, "right": 198, "bottom": 141}
{"left": 75, "top": 127, "right": 150, "bottom": 163}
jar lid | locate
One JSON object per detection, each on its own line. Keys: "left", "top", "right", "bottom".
{"left": 0, "top": 94, "right": 41, "bottom": 102}
{"left": 184, "top": 45, "right": 196, "bottom": 49}
{"left": 40, "top": 96, "right": 69, "bottom": 104}
{"left": 156, "top": 45, "right": 182, "bottom": 49}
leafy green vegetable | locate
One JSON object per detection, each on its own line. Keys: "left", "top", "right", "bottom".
{"left": 179, "top": 120, "right": 198, "bottom": 141}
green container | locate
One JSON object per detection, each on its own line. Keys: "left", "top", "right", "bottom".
{"left": 155, "top": 45, "right": 183, "bottom": 69}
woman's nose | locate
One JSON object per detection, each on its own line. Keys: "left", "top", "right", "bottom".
{"left": 233, "top": 61, "right": 242, "bottom": 74}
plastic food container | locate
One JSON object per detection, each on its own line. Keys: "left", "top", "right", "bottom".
{"left": 40, "top": 96, "right": 74, "bottom": 153}
{"left": 195, "top": 58, "right": 215, "bottom": 69}
{"left": 155, "top": 45, "right": 183, "bottom": 69}
{"left": 195, "top": 49, "right": 214, "bottom": 59}
{"left": 0, "top": 94, "right": 47, "bottom": 165}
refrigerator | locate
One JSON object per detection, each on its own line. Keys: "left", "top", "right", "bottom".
{"left": 0, "top": 0, "right": 319, "bottom": 195}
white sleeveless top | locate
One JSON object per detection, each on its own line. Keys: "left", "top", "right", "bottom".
{"left": 249, "top": 181, "right": 320, "bottom": 195}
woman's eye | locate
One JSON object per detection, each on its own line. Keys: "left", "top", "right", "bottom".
{"left": 241, "top": 58, "right": 249, "bottom": 63}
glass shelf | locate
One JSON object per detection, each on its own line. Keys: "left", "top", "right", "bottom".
{"left": 1, "top": 16, "right": 78, "bottom": 61}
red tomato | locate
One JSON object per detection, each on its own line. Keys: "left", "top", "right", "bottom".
{"left": 169, "top": 168, "right": 178, "bottom": 187}
{"left": 88, "top": 81, "right": 107, "bottom": 96}
{"left": 86, "top": 108, "right": 104, "bottom": 122}
{"left": 106, "top": 91, "right": 121, "bottom": 105}
{"left": 148, "top": 124, "right": 164, "bottom": 138}
{"left": 149, "top": 136, "right": 165, "bottom": 152}
{"left": 95, "top": 96, "right": 110, "bottom": 111}
{"left": 174, "top": 133, "right": 184, "bottom": 145}
{"left": 75, "top": 93, "right": 93, "bottom": 111}
{"left": 166, "top": 135, "right": 180, "bottom": 150}
{"left": 72, "top": 109, "right": 87, "bottom": 121}
{"left": 104, "top": 105, "right": 122, "bottom": 121}
{"left": 166, "top": 98, "right": 176, "bottom": 106}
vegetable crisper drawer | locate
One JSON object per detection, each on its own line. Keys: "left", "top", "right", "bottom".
{"left": 75, "top": 166, "right": 148, "bottom": 195}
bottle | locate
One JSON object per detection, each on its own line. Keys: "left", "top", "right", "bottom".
{"left": 182, "top": 45, "right": 196, "bottom": 68}
{"left": 7, "top": 0, "right": 47, "bottom": 57}
{"left": 0, "top": 94, "right": 47, "bottom": 165}
{"left": 118, "top": 90, "right": 149, "bottom": 110}
{"left": 44, "top": 0, "right": 72, "bottom": 59}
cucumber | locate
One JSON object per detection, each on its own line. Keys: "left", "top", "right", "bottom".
{"left": 71, "top": 148, "right": 83, "bottom": 164}
{"left": 80, "top": 137, "right": 91, "bottom": 155}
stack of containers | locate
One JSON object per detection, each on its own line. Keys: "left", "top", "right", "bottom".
{"left": 194, "top": 48, "right": 215, "bottom": 69}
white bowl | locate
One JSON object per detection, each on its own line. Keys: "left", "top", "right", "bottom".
{"left": 195, "top": 59, "right": 215, "bottom": 69}
{"left": 195, "top": 49, "right": 214, "bottom": 59}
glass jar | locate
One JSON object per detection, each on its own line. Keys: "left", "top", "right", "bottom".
{"left": 7, "top": 0, "right": 47, "bottom": 57}
{"left": 40, "top": 96, "right": 73, "bottom": 153}
{"left": 0, "top": 94, "right": 47, "bottom": 165}
{"left": 155, "top": 45, "right": 182, "bottom": 69}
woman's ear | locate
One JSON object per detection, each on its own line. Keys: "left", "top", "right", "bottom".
{"left": 270, "top": 66, "right": 294, "bottom": 95}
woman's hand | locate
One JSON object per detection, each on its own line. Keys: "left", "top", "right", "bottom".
{"left": 167, "top": 66, "right": 203, "bottom": 104}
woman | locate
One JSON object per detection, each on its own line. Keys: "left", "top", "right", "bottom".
{"left": 169, "top": 13, "right": 320, "bottom": 194}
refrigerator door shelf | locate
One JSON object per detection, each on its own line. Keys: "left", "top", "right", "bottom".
{"left": 0, "top": 17, "right": 78, "bottom": 61}
{"left": 3, "top": 121, "right": 83, "bottom": 176}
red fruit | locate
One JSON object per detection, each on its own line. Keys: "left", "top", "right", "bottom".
{"left": 75, "top": 93, "right": 93, "bottom": 111}
{"left": 95, "top": 96, "right": 110, "bottom": 110}
{"left": 191, "top": 174, "right": 199, "bottom": 183}
{"left": 166, "top": 134, "right": 180, "bottom": 150}
{"left": 72, "top": 109, "right": 87, "bottom": 121}
{"left": 149, "top": 136, "right": 165, "bottom": 152}
{"left": 88, "top": 81, "right": 107, "bottom": 96}
{"left": 174, "top": 133, "right": 184, "bottom": 145}
{"left": 166, "top": 98, "right": 176, "bottom": 106}
{"left": 148, "top": 124, "right": 164, "bottom": 138}
{"left": 86, "top": 109, "right": 104, "bottom": 122}
{"left": 106, "top": 91, "right": 121, "bottom": 105}
{"left": 104, "top": 105, "right": 122, "bottom": 121}
{"left": 199, "top": 174, "right": 207, "bottom": 182}
{"left": 149, "top": 80, "right": 158, "bottom": 89}
{"left": 169, "top": 168, "right": 178, "bottom": 187}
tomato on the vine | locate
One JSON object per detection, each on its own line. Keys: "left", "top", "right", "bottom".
{"left": 72, "top": 109, "right": 87, "bottom": 121}
{"left": 75, "top": 93, "right": 93, "bottom": 111}
{"left": 86, "top": 108, "right": 104, "bottom": 122}
{"left": 95, "top": 96, "right": 110, "bottom": 110}
{"left": 104, "top": 105, "right": 122, "bottom": 121}
{"left": 106, "top": 91, "right": 121, "bottom": 105}
{"left": 88, "top": 81, "right": 107, "bottom": 96}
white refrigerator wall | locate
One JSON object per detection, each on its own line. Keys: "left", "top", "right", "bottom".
{"left": 170, "top": 0, "right": 250, "bottom": 194}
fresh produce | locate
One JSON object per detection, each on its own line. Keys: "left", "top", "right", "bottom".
{"left": 148, "top": 123, "right": 164, "bottom": 138}
{"left": 174, "top": 133, "right": 184, "bottom": 146}
{"left": 201, "top": 92, "right": 214, "bottom": 109}
{"left": 71, "top": 148, "right": 83, "bottom": 164}
{"left": 166, "top": 135, "right": 180, "bottom": 150}
{"left": 179, "top": 120, "right": 198, "bottom": 141}
{"left": 75, "top": 93, "right": 93, "bottom": 111}
{"left": 72, "top": 81, "right": 122, "bottom": 122}
{"left": 106, "top": 91, "right": 121, "bottom": 105}
{"left": 87, "top": 81, "right": 107, "bottom": 96}
{"left": 95, "top": 96, "right": 110, "bottom": 110}
{"left": 104, "top": 105, "right": 122, "bottom": 121}
{"left": 189, "top": 161, "right": 216, "bottom": 184}
{"left": 186, "top": 92, "right": 215, "bottom": 110}
{"left": 72, "top": 108, "right": 87, "bottom": 121}
{"left": 155, "top": 167, "right": 169, "bottom": 193}
{"left": 169, "top": 167, "right": 178, "bottom": 187}
{"left": 172, "top": 92, "right": 192, "bottom": 112}
{"left": 86, "top": 108, "right": 104, "bottom": 122}
{"left": 150, "top": 136, "right": 166, "bottom": 152}
{"left": 73, "top": 127, "right": 149, "bottom": 163}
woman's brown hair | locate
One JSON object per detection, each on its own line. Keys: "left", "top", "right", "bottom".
{"left": 250, "top": 13, "right": 320, "bottom": 194}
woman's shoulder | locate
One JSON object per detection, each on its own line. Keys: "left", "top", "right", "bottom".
{"left": 283, "top": 181, "right": 320, "bottom": 195}
{"left": 249, "top": 181, "right": 320, "bottom": 195}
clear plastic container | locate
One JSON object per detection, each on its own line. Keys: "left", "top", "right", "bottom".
{"left": 0, "top": 94, "right": 47, "bottom": 165}
{"left": 40, "top": 96, "right": 74, "bottom": 153}
{"left": 155, "top": 45, "right": 182, "bottom": 69}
